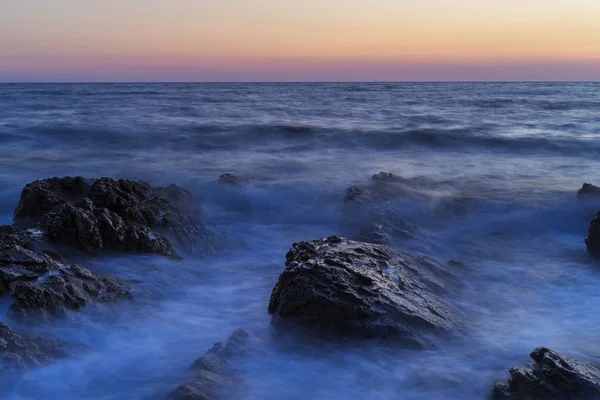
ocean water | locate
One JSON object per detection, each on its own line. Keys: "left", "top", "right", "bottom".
{"left": 0, "top": 82, "right": 600, "bottom": 399}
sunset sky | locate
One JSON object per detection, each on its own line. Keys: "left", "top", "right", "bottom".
{"left": 1, "top": 0, "right": 599, "bottom": 81}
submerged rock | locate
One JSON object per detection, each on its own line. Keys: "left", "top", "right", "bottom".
{"left": 218, "top": 173, "right": 248, "bottom": 186}
{"left": 14, "top": 176, "right": 206, "bottom": 257}
{"left": 577, "top": 183, "right": 600, "bottom": 200}
{"left": 492, "top": 347, "right": 600, "bottom": 399}
{"left": 0, "top": 323, "right": 81, "bottom": 369}
{"left": 268, "top": 237, "right": 457, "bottom": 345}
{"left": 169, "top": 329, "right": 249, "bottom": 400}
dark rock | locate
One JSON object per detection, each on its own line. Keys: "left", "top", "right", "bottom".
{"left": 0, "top": 225, "right": 38, "bottom": 251}
{"left": 170, "top": 329, "right": 249, "bottom": 400}
{"left": 585, "top": 213, "right": 600, "bottom": 253}
{"left": 218, "top": 174, "right": 248, "bottom": 186}
{"left": 0, "top": 323, "right": 81, "bottom": 368}
{"left": 14, "top": 177, "right": 93, "bottom": 223}
{"left": 268, "top": 237, "right": 457, "bottom": 344}
{"left": 10, "top": 264, "right": 132, "bottom": 323}
{"left": 0, "top": 238, "right": 63, "bottom": 296}
{"left": 14, "top": 176, "right": 205, "bottom": 257}
{"left": 578, "top": 183, "right": 600, "bottom": 200}
{"left": 39, "top": 201, "right": 178, "bottom": 258}
{"left": 492, "top": 347, "right": 600, "bottom": 399}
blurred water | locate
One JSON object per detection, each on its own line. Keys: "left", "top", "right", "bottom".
{"left": 0, "top": 82, "right": 600, "bottom": 399}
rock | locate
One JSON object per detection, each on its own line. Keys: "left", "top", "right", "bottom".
{"left": 0, "top": 323, "right": 81, "bottom": 368}
{"left": 10, "top": 264, "right": 132, "bottom": 323}
{"left": 0, "top": 235, "right": 63, "bottom": 296}
{"left": 13, "top": 176, "right": 93, "bottom": 223}
{"left": 341, "top": 173, "right": 427, "bottom": 245}
{"left": 578, "top": 183, "right": 600, "bottom": 200}
{"left": 218, "top": 173, "right": 248, "bottom": 186}
{"left": 268, "top": 237, "right": 457, "bottom": 344}
{"left": 0, "top": 225, "right": 38, "bottom": 251}
{"left": 14, "top": 176, "right": 206, "bottom": 256}
{"left": 585, "top": 213, "right": 600, "bottom": 253}
{"left": 170, "top": 329, "right": 249, "bottom": 400}
{"left": 492, "top": 347, "right": 600, "bottom": 399}
{"left": 0, "top": 226, "right": 133, "bottom": 323}
{"left": 40, "top": 200, "right": 178, "bottom": 258}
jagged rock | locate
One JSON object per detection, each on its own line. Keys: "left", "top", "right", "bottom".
{"left": 10, "top": 264, "right": 132, "bottom": 323}
{"left": 0, "top": 323, "right": 81, "bottom": 368}
{"left": 492, "top": 347, "right": 600, "bottom": 399}
{"left": 268, "top": 237, "right": 457, "bottom": 345}
{"left": 13, "top": 177, "right": 92, "bottom": 222}
{"left": 14, "top": 176, "right": 205, "bottom": 256}
{"left": 0, "top": 225, "right": 39, "bottom": 251}
{"left": 578, "top": 183, "right": 600, "bottom": 200}
{"left": 0, "top": 226, "right": 133, "bottom": 323}
{"left": 170, "top": 329, "right": 249, "bottom": 400}
{"left": 39, "top": 200, "right": 177, "bottom": 258}
{"left": 0, "top": 235, "right": 62, "bottom": 296}
{"left": 218, "top": 174, "right": 247, "bottom": 186}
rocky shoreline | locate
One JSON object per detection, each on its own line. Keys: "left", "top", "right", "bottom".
{"left": 1, "top": 175, "right": 599, "bottom": 399}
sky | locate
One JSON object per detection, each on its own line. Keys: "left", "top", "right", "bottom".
{"left": 1, "top": 0, "right": 599, "bottom": 82}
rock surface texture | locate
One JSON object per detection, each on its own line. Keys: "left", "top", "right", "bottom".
{"left": 0, "top": 225, "right": 132, "bottom": 323}
{"left": 268, "top": 236, "right": 457, "bottom": 345}
{"left": 493, "top": 347, "right": 600, "bottom": 399}
{"left": 169, "top": 329, "right": 249, "bottom": 400}
{"left": 14, "top": 177, "right": 205, "bottom": 257}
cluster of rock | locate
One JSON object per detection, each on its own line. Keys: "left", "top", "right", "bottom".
{"left": 0, "top": 175, "right": 210, "bottom": 382}
{"left": 169, "top": 329, "right": 249, "bottom": 400}
{"left": 493, "top": 347, "right": 600, "bottom": 399}
{"left": 14, "top": 176, "right": 205, "bottom": 258}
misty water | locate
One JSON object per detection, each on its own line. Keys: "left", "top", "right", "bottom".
{"left": 1, "top": 82, "right": 600, "bottom": 399}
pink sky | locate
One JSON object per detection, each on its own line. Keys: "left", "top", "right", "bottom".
{"left": 1, "top": 0, "right": 599, "bottom": 81}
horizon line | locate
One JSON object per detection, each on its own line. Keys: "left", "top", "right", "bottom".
{"left": 1, "top": 80, "right": 600, "bottom": 84}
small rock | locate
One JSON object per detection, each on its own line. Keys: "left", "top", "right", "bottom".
{"left": 170, "top": 329, "right": 250, "bottom": 400}
{"left": 492, "top": 347, "right": 600, "bottom": 399}
{"left": 218, "top": 173, "right": 248, "bottom": 186}
{"left": 577, "top": 183, "right": 600, "bottom": 200}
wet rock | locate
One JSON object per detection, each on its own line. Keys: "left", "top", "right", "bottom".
{"left": 14, "top": 176, "right": 93, "bottom": 223}
{"left": 268, "top": 237, "right": 457, "bottom": 345}
{"left": 14, "top": 176, "right": 205, "bottom": 256}
{"left": 170, "top": 329, "right": 249, "bottom": 400}
{"left": 218, "top": 173, "right": 248, "bottom": 186}
{"left": 10, "top": 264, "right": 132, "bottom": 323}
{"left": 0, "top": 323, "right": 81, "bottom": 368}
{"left": 40, "top": 200, "right": 178, "bottom": 258}
{"left": 0, "top": 236, "right": 63, "bottom": 296}
{"left": 0, "top": 225, "right": 38, "bottom": 251}
{"left": 577, "top": 183, "right": 600, "bottom": 200}
{"left": 492, "top": 347, "right": 600, "bottom": 399}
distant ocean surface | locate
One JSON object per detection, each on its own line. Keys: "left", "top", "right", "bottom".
{"left": 1, "top": 82, "right": 600, "bottom": 399}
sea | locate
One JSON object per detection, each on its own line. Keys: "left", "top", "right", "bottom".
{"left": 0, "top": 82, "right": 600, "bottom": 399}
